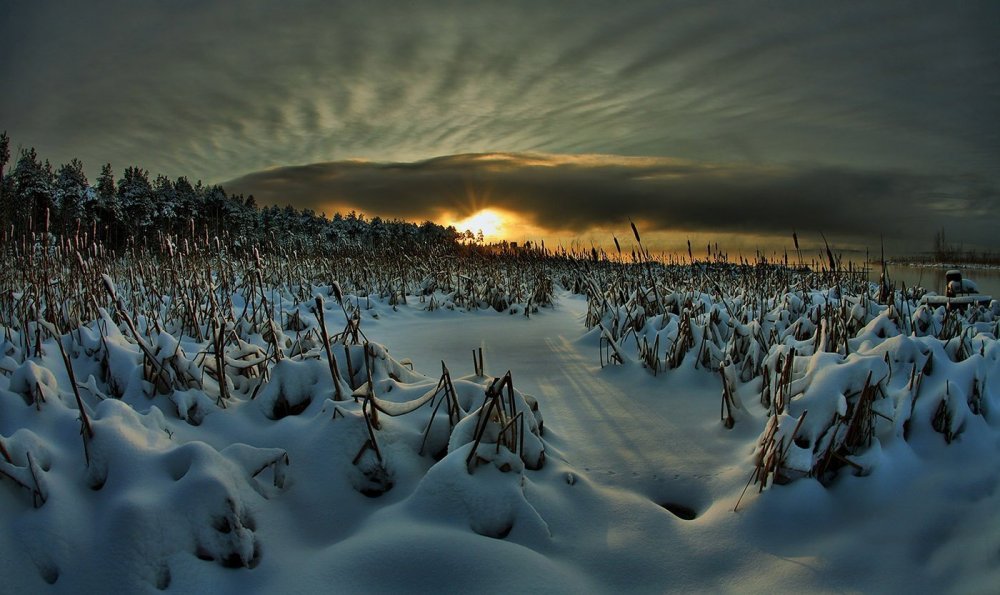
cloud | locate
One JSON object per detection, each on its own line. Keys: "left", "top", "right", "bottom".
{"left": 224, "top": 152, "right": 1000, "bottom": 251}
{"left": 1, "top": 1, "right": 997, "bottom": 189}
{"left": 3, "top": 1, "right": 997, "bottom": 255}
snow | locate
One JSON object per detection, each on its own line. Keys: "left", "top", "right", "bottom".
{"left": 1, "top": 283, "right": 999, "bottom": 593}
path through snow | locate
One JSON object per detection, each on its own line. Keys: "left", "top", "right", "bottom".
{"left": 365, "top": 292, "right": 733, "bottom": 503}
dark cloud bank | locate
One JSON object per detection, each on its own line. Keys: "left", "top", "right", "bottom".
{"left": 225, "top": 153, "right": 1000, "bottom": 253}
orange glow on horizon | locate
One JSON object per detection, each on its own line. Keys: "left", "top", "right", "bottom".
{"left": 448, "top": 209, "right": 505, "bottom": 239}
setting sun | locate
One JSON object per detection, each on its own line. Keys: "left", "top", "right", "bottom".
{"left": 449, "top": 209, "right": 504, "bottom": 238}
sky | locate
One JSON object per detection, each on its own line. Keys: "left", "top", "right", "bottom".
{"left": 2, "top": 0, "right": 998, "bottom": 255}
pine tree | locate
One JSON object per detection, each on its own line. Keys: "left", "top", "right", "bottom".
{"left": 0, "top": 132, "right": 8, "bottom": 182}
{"left": 203, "top": 184, "right": 227, "bottom": 233}
{"left": 95, "top": 163, "right": 121, "bottom": 243}
{"left": 172, "top": 176, "right": 198, "bottom": 234}
{"left": 241, "top": 194, "right": 259, "bottom": 236}
{"left": 118, "top": 166, "right": 154, "bottom": 236}
{"left": 224, "top": 193, "right": 255, "bottom": 238}
{"left": 0, "top": 131, "right": 9, "bottom": 229}
{"left": 153, "top": 174, "right": 177, "bottom": 230}
{"left": 13, "top": 148, "right": 53, "bottom": 233}
{"left": 54, "top": 159, "right": 89, "bottom": 234}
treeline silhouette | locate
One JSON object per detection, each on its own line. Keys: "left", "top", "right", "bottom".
{"left": 0, "top": 131, "right": 460, "bottom": 251}
{"left": 928, "top": 228, "right": 1000, "bottom": 266}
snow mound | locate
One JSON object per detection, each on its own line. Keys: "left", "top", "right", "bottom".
{"left": 0, "top": 302, "right": 550, "bottom": 591}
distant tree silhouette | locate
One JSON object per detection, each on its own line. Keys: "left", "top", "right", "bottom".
{"left": 0, "top": 133, "right": 462, "bottom": 252}
{"left": 118, "top": 166, "right": 155, "bottom": 238}
{"left": 95, "top": 163, "right": 121, "bottom": 243}
{"left": 0, "top": 131, "right": 9, "bottom": 230}
{"left": 53, "top": 159, "right": 89, "bottom": 234}
{"left": 12, "top": 148, "right": 53, "bottom": 232}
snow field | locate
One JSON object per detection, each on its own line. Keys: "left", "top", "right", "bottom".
{"left": 1, "top": 256, "right": 999, "bottom": 593}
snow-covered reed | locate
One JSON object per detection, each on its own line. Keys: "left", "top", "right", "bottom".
{"left": 569, "top": 239, "right": 1000, "bottom": 499}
